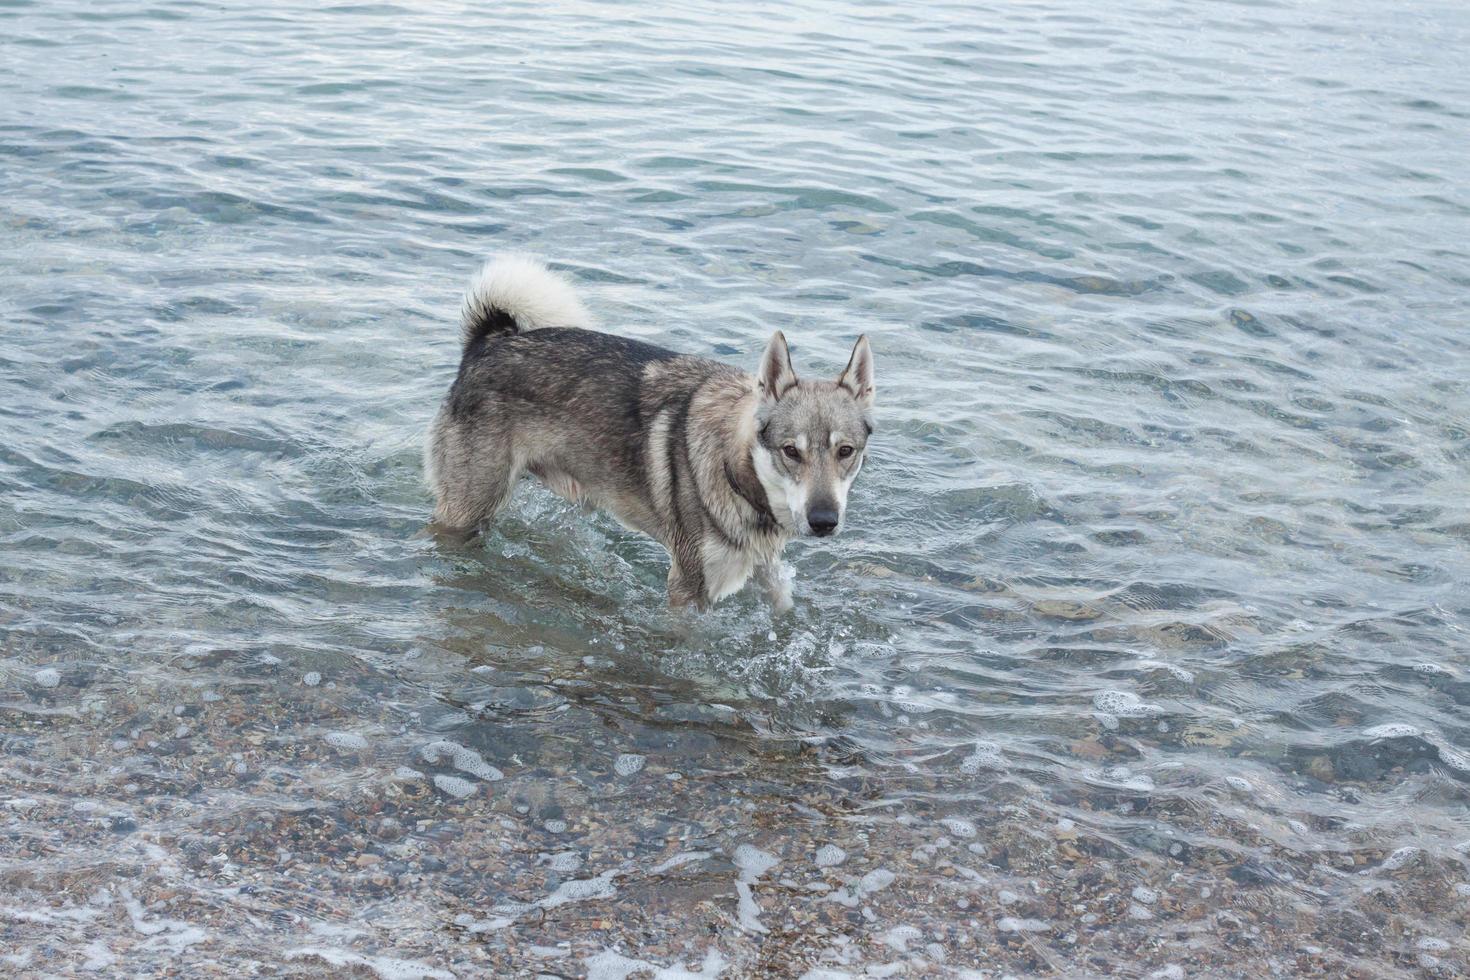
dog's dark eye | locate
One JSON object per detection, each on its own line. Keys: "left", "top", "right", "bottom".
{"left": 782, "top": 445, "right": 801, "bottom": 461}
{"left": 837, "top": 445, "right": 854, "bottom": 459}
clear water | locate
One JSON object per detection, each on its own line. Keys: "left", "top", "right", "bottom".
{"left": 3, "top": 0, "right": 1468, "bottom": 976}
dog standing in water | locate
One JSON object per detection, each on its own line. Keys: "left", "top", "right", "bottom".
{"left": 426, "top": 256, "right": 875, "bottom": 610}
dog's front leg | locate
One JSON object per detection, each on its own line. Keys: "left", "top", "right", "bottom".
{"left": 755, "top": 560, "right": 793, "bottom": 614}
{"left": 666, "top": 558, "right": 707, "bottom": 611}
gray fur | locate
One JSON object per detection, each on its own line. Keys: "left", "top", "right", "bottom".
{"left": 426, "top": 255, "right": 875, "bottom": 610}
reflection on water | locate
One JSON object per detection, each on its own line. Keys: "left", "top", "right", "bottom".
{"left": 2, "top": 0, "right": 1469, "bottom": 975}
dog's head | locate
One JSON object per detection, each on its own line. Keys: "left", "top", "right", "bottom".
{"left": 751, "top": 331, "right": 874, "bottom": 537}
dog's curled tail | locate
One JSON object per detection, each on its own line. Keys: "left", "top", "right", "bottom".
{"left": 459, "top": 255, "right": 592, "bottom": 353}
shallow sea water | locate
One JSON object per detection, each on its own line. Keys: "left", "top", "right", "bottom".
{"left": 3, "top": 0, "right": 1469, "bottom": 976}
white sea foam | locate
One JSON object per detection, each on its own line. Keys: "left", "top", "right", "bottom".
{"left": 1378, "top": 846, "right": 1423, "bottom": 871}
{"left": 827, "top": 868, "right": 896, "bottom": 907}
{"left": 997, "top": 916, "right": 1049, "bottom": 932}
{"left": 733, "top": 843, "right": 779, "bottom": 882}
{"left": 940, "top": 817, "right": 977, "bottom": 839}
{"left": 961, "top": 740, "right": 1005, "bottom": 773}
{"left": 285, "top": 947, "right": 454, "bottom": 980}
{"left": 79, "top": 939, "right": 116, "bottom": 971}
{"left": 584, "top": 949, "right": 648, "bottom": 980}
{"left": 542, "top": 870, "right": 618, "bottom": 908}
{"left": 1364, "top": 723, "right": 1421, "bottom": 739}
{"left": 652, "top": 949, "right": 726, "bottom": 979}
{"left": 881, "top": 924, "right": 922, "bottom": 952}
{"left": 1131, "top": 660, "right": 1196, "bottom": 683}
{"left": 308, "top": 920, "right": 368, "bottom": 942}
{"left": 452, "top": 913, "right": 513, "bottom": 934}
{"left": 1425, "top": 733, "right": 1470, "bottom": 773}
{"left": 1361, "top": 725, "right": 1470, "bottom": 773}
{"left": 540, "top": 851, "right": 583, "bottom": 873}
{"left": 735, "top": 881, "right": 765, "bottom": 933}
{"left": 1, "top": 904, "right": 100, "bottom": 924}
{"left": 732, "top": 843, "right": 779, "bottom": 933}
{"left": 647, "top": 851, "right": 710, "bottom": 876}
{"left": 1082, "top": 766, "right": 1155, "bottom": 792}
{"left": 122, "top": 890, "right": 208, "bottom": 952}
{"left": 419, "top": 740, "right": 503, "bottom": 781}
{"left": 324, "top": 732, "right": 368, "bottom": 751}
{"left": 583, "top": 948, "right": 726, "bottom": 980}
{"left": 431, "top": 774, "right": 476, "bottom": 798}
{"left": 1093, "top": 690, "right": 1165, "bottom": 717}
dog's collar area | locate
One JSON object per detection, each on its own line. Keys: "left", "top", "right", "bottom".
{"left": 725, "top": 459, "right": 779, "bottom": 533}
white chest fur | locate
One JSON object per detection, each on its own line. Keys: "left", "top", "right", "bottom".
{"left": 700, "top": 535, "right": 784, "bottom": 604}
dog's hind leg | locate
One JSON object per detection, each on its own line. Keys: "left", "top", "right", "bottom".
{"left": 435, "top": 453, "right": 519, "bottom": 531}
{"left": 428, "top": 418, "right": 521, "bottom": 532}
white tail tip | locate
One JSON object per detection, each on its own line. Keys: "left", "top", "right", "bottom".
{"left": 460, "top": 254, "right": 592, "bottom": 345}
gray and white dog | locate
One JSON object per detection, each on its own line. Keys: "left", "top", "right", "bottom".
{"left": 426, "top": 256, "right": 875, "bottom": 611}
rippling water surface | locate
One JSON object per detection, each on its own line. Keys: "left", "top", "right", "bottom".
{"left": 3, "top": 0, "right": 1469, "bottom": 976}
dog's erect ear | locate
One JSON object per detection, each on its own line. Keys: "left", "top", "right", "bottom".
{"left": 758, "top": 330, "right": 798, "bottom": 404}
{"left": 836, "top": 334, "right": 874, "bottom": 408}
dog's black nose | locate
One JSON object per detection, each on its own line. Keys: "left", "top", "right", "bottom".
{"left": 808, "top": 508, "right": 839, "bottom": 536}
